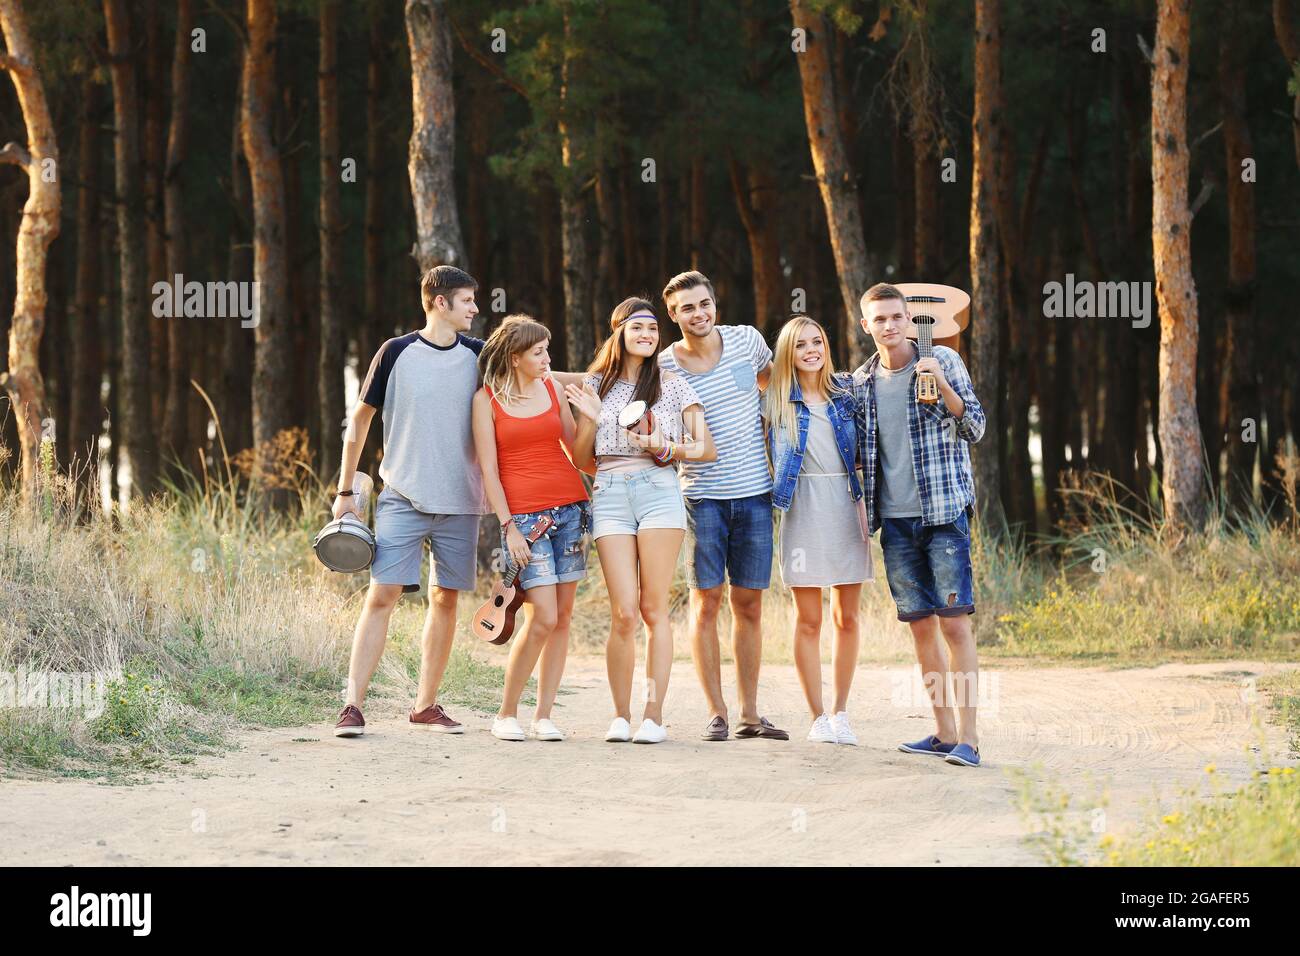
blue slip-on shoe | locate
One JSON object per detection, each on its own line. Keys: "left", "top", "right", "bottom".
{"left": 898, "top": 734, "right": 957, "bottom": 757}
{"left": 944, "top": 743, "right": 981, "bottom": 767}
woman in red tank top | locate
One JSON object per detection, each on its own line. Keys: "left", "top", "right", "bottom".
{"left": 471, "top": 315, "right": 591, "bottom": 742}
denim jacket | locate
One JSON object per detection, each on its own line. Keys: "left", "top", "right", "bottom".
{"left": 768, "top": 372, "right": 863, "bottom": 512}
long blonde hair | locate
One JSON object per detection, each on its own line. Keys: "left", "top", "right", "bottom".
{"left": 764, "top": 316, "right": 846, "bottom": 445}
{"left": 479, "top": 314, "right": 551, "bottom": 405}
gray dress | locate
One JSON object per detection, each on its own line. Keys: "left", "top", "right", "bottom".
{"left": 778, "top": 402, "right": 874, "bottom": 588}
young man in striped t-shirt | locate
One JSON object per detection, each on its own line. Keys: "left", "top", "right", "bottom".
{"left": 658, "top": 271, "right": 789, "bottom": 742}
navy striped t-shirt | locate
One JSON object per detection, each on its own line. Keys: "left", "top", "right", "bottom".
{"left": 657, "top": 324, "right": 773, "bottom": 499}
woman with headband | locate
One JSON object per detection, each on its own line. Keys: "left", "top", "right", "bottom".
{"left": 564, "top": 297, "right": 716, "bottom": 744}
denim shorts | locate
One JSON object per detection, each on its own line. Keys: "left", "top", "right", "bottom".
{"left": 372, "top": 486, "right": 479, "bottom": 593}
{"left": 501, "top": 500, "right": 590, "bottom": 589}
{"left": 590, "top": 466, "right": 687, "bottom": 539}
{"left": 684, "top": 493, "right": 774, "bottom": 591}
{"left": 879, "top": 512, "right": 976, "bottom": 622}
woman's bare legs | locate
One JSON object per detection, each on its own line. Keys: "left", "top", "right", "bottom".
{"left": 595, "top": 534, "right": 640, "bottom": 720}
{"left": 830, "top": 583, "right": 862, "bottom": 713}
{"left": 498, "top": 585, "right": 558, "bottom": 719}
{"left": 791, "top": 586, "right": 825, "bottom": 717}
{"left": 534, "top": 581, "right": 578, "bottom": 720}
{"left": 635, "top": 528, "right": 685, "bottom": 724}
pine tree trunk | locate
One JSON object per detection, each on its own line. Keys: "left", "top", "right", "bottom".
{"left": 69, "top": 72, "right": 102, "bottom": 473}
{"left": 144, "top": 0, "right": 167, "bottom": 430}
{"left": 969, "top": 0, "right": 1004, "bottom": 530}
{"left": 790, "top": 0, "right": 872, "bottom": 367}
{"left": 362, "top": 4, "right": 384, "bottom": 374}
{"left": 242, "top": 0, "right": 292, "bottom": 483}
{"left": 892, "top": 115, "right": 915, "bottom": 277}
{"left": 318, "top": 0, "right": 344, "bottom": 481}
{"left": 162, "top": 0, "right": 194, "bottom": 477}
{"left": 0, "top": 0, "right": 58, "bottom": 501}
{"left": 729, "top": 159, "right": 785, "bottom": 337}
{"left": 1222, "top": 1, "right": 1258, "bottom": 512}
{"left": 104, "top": 0, "right": 157, "bottom": 497}
{"left": 221, "top": 55, "right": 253, "bottom": 460}
{"left": 559, "top": 4, "right": 593, "bottom": 371}
{"left": 1151, "top": 0, "right": 1207, "bottom": 529}
{"left": 405, "top": 0, "right": 468, "bottom": 282}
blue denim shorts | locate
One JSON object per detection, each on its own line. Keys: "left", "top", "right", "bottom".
{"left": 879, "top": 512, "right": 976, "bottom": 622}
{"left": 372, "top": 486, "right": 479, "bottom": 593}
{"left": 591, "top": 466, "right": 687, "bottom": 539}
{"left": 684, "top": 493, "right": 774, "bottom": 591}
{"left": 502, "top": 500, "right": 591, "bottom": 589}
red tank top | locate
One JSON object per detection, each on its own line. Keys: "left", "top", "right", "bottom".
{"left": 487, "top": 378, "right": 588, "bottom": 514}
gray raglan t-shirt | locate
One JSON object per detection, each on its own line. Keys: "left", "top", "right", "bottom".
{"left": 359, "top": 330, "right": 487, "bottom": 515}
{"left": 874, "top": 355, "right": 922, "bottom": 518}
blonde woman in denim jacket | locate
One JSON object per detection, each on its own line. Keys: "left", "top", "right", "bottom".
{"left": 764, "top": 317, "right": 873, "bottom": 746}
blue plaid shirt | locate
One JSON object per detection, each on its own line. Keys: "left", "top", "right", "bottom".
{"left": 851, "top": 343, "right": 985, "bottom": 534}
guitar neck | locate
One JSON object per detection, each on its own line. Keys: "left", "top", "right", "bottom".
{"left": 502, "top": 517, "right": 552, "bottom": 588}
{"left": 915, "top": 314, "right": 934, "bottom": 360}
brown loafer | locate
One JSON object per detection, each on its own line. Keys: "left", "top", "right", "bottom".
{"left": 334, "top": 704, "right": 365, "bottom": 738}
{"left": 409, "top": 703, "right": 465, "bottom": 733}
{"left": 734, "top": 717, "right": 789, "bottom": 740}
{"left": 700, "top": 715, "right": 729, "bottom": 741}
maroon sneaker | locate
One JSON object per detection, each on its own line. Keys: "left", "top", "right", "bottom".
{"left": 409, "top": 703, "right": 464, "bottom": 733}
{"left": 335, "top": 704, "right": 365, "bottom": 738}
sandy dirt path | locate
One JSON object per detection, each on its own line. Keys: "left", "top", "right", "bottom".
{"left": 2, "top": 658, "right": 1294, "bottom": 866}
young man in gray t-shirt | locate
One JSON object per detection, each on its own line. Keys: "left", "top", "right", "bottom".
{"left": 331, "top": 266, "right": 487, "bottom": 739}
{"left": 853, "top": 283, "right": 987, "bottom": 768}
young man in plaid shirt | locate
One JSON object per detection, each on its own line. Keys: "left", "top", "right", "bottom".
{"left": 852, "top": 283, "right": 986, "bottom": 767}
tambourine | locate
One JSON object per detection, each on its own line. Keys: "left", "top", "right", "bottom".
{"left": 313, "top": 513, "right": 377, "bottom": 573}
{"left": 619, "top": 400, "right": 672, "bottom": 468}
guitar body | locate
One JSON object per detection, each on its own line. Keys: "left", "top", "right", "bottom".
{"left": 894, "top": 282, "right": 971, "bottom": 405}
{"left": 470, "top": 514, "right": 554, "bottom": 646}
{"left": 472, "top": 580, "right": 526, "bottom": 645}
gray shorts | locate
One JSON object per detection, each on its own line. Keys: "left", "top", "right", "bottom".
{"left": 371, "top": 486, "right": 480, "bottom": 593}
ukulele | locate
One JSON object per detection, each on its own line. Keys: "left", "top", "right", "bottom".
{"left": 894, "top": 282, "right": 970, "bottom": 405}
{"left": 471, "top": 514, "right": 554, "bottom": 645}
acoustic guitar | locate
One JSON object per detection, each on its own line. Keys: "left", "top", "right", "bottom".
{"left": 471, "top": 514, "right": 554, "bottom": 645}
{"left": 893, "top": 282, "right": 970, "bottom": 405}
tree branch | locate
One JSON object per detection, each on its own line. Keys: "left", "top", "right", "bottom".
{"left": 1191, "top": 120, "right": 1223, "bottom": 151}
{"left": 0, "top": 52, "right": 32, "bottom": 75}
{"left": 1136, "top": 33, "right": 1154, "bottom": 65}
{"left": 0, "top": 142, "right": 31, "bottom": 167}
{"left": 1190, "top": 179, "right": 1215, "bottom": 219}
{"left": 447, "top": 13, "right": 528, "bottom": 99}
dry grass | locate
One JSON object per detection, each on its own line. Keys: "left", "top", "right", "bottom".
{"left": 4, "top": 444, "right": 1299, "bottom": 776}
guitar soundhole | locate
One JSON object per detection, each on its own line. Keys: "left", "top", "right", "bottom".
{"left": 493, "top": 596, "right": 504, "bottom": 608}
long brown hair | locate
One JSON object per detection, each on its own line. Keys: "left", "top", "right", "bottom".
{"left": 586, "top": 296, "right": 662, "bottom": 409}
{"left": 478, "top": 314, "right": 550, "bottom": 405}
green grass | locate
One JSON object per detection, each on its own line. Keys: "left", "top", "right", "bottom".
{"left": 1262, "top": 670, "right": 1300, "bottom": 756}
{"left": 1014, "top": 763, "right": 1300, "bottom": 867}
{"left": 987, "top": 476, "right": 1300, "bottom": 663}
{"left": 1101, "top": 769, "right": 1300, "bottom": 866}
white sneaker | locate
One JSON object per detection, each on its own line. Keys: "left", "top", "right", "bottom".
{"left": 531, "top": 718, "right": 564, "bottom": 741}
{"left": 632, "top": 718, "right": 667, "bottom": 744}
{"left": 831, "top": 711, "right": 858, "bottom": 746}
{"left": 605, "top": 717, "right": 632, "bottom": 742}
{"left": 491, "top": 716, "right": 526, "bottom": 741}
{"left": 807, "top": 714, "right": 837, "bottom": 743}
